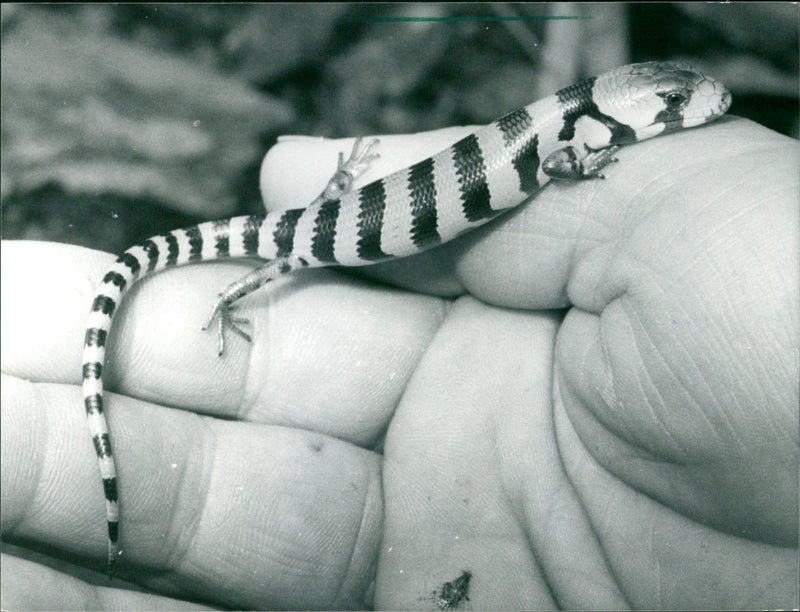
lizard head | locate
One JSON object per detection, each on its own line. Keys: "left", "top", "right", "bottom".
{"left": 593, "top": 61, "right": 732, "bottom": 144}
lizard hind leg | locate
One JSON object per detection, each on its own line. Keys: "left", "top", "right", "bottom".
{"left": 202, "top": 255, "right": 310, "bottom": 355}
{"left": 201, "top": 138, "right": 380, "bottom": 356}
{"left": 202, "top": 137, "right": 380, "bottom": 356}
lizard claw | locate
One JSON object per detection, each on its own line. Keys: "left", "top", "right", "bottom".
{"left": 202, "top": 296, "right": 251, "bottom": 356}
{"left": 321, "top": 137, "right": 381, "bottom": 202}
{"left": 343, "top": 137, "right": 381, "bottom": 176}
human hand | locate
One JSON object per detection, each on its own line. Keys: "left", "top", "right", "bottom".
{"left": 265, "top": 118, "right": 799, "bottom": 609}
{"left": 2, "top": 117, "right": 797, "bottom": 610}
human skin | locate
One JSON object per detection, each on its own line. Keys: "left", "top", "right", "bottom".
{"left": 1, "top": 116, "right": 797, "bottom": 610}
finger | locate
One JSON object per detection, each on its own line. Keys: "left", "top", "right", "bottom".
{"left": 261, "top": 131, "right": 476, "bottom": 297}
{"left": 102, "top": 263, "right": 445, "bottom": 443}
{"left": 257, "top": 122, "right": 742, "bottom": 310}
{"left": 1, "top": 241, "right": 110, "bottom": 384}
{"left": 260, "top": 130, "right": 473, "bottom": 213}
{"left": 2, "top": 241, "right": 446, "bottom": 443}
{"left": 1, "top": 553, "right": 209, "bottom": 610}
{"left": 1, "top": 374, "right": 382, "bottom": 609}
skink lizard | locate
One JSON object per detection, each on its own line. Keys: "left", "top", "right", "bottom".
{"left": 81, "top": 61, "right": 731, "bottom": 575}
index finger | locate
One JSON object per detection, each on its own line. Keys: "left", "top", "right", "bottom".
{"left": 1, "top": 241, "right": 447, "bottom": 443}
{"left": 258, "top": 120, "right": 744, "bottom": 310}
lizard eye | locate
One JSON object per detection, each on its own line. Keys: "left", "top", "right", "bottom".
{"left": 664, "top": 91, "right": 688, "bottom": 109}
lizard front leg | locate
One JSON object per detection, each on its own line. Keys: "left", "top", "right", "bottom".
{"left": 542, "top": 144, "right": 621, "bottom": 180}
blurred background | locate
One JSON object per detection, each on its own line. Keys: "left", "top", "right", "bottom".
{"left": 2, "top": 3, "right": 797, "bottom": 254}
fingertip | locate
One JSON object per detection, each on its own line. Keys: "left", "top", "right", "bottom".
{"left": 259, "top": 137, "right": 354, "bottom": 212}
{"left": 259, "top": 127, "right": 477, "bottom": 213}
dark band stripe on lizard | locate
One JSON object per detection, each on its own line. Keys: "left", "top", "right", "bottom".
{"left": 310, "top": 199, "right": 341, "bottom": 264}
{"left": 356, "top": 180, "right": 390, "bottom": 261}
{"left": 557, "top": 80, "right": 638, "bottom": 145}
{"left": 185, "top": 225, "right": 204, "bottom": 261}
{"left": 212, "top": 218, "right": 232, "bottom": 257}
{"left": 407, "top": 157, "right": 441, "bottom": 249}
{"left": 81, "top": 61, "right": 731, "bottom": 575}
{"left": 496, "top": 107, "right": 540, "bottom": 195}
{"left": 273, "top": 209, "right": 303, "bottom": 258}
{"left": 452, "top": 133, "right": 494, "bottom": 223}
